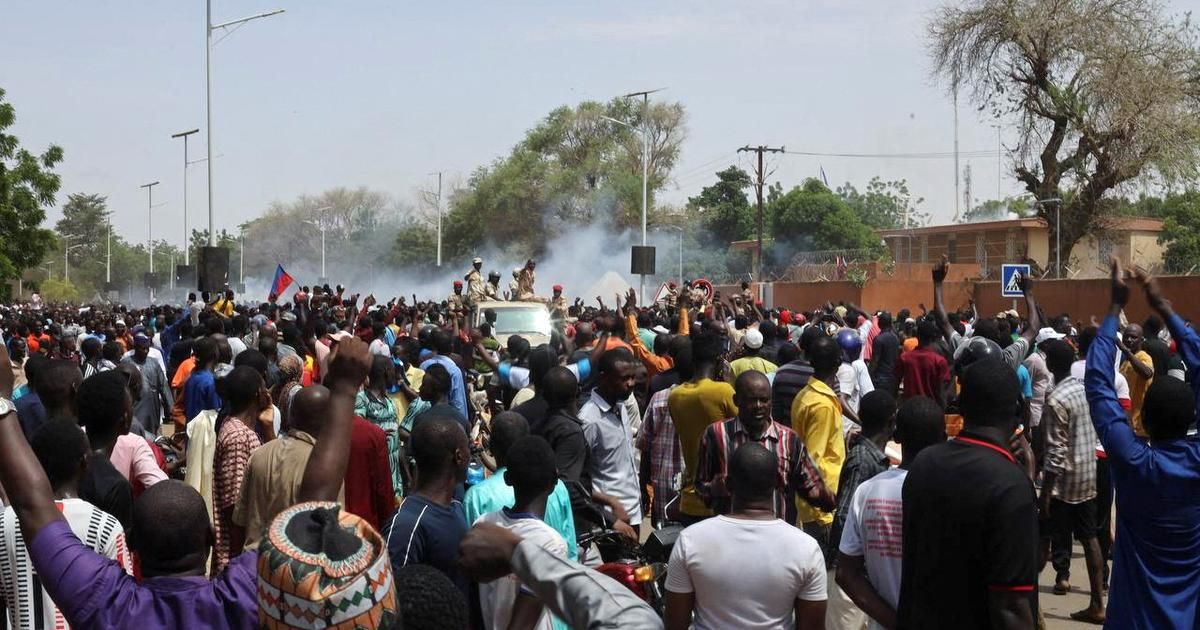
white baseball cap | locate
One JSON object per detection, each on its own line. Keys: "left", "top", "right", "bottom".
{"left": 1035, "top": 327, "right": 1065, "bottom": 344}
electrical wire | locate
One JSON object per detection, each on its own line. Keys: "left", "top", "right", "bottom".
{"left": 783, "top": 149, "right": 997, "bottom": 159}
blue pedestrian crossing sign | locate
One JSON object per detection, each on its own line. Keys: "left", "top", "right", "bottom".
{"left": 1001, "top": 264, "right": 1030, "bottom": 298}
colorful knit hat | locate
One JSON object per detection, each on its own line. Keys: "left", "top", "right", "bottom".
{"left": 257, "top": 501, "right": 398, "bottom": 629}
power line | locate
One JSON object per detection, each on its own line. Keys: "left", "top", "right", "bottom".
{"left": 783, "top": 149, "right": 997, "bottom": 159}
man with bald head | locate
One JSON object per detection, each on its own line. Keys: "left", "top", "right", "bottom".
{"left": 232, "top": 385, "right": 330, "bottom": 549}
{"left": 695, "top": 370, "right": 834, "bottom": 523}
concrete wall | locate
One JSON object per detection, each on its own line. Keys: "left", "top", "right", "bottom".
{"left": 1131, "top": 232, "right": 1166, "bottom": 270}
{"left": 714, "top": 271, "right": 1200, "bottom": 324}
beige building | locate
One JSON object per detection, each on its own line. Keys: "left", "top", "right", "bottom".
{"left": 879, "top": 217, "right": 1165, "bottom": 279}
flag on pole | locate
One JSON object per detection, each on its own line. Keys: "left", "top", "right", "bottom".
{"left": 820, "top": 165, "right": 829, "bottom": 187}
{"left": 270, "top": 264, "right": 294, "bottom": 301}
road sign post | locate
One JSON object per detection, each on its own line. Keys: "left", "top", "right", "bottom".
{"left": 1001, "top": 264, "right": 1030, "bottom": 299}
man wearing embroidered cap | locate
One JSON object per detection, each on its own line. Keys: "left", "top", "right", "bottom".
{"left": 0, "top": 335, "right": 386, "bottom": 628}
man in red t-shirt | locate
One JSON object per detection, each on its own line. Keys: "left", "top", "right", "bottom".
{"left": 896, "top": 319, "right": 950, "bottom": 408}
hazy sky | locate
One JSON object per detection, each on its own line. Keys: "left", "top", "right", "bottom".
{"left": 4, "top": 1, "right": 1196, "bottom": 251}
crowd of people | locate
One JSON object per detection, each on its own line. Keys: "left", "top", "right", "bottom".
{"left": 0, "top": 253, "right": 1196, "bottom": 629}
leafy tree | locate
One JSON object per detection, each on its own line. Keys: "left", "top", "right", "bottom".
{"left": 960, "top": 197, "right": 1035, "bottom": 223}
{"left": 1158, "top": 191, "right": 1200, "bottom": 273}
{"left": 391, "top": 220, "right": 438, "bottom": 268}
{"left": 930, "top": 0, "right": 1200, "bottom": 272}
{"left": 55, "top": 193, "right": 110, "bottom": 269}
{"left": 770, "top": 179, "right": 882, "bottom": 255}
{"left": 837, "top": 177, "right": 927, "bottom": 229}
{"left": 689, "top": 166, "right": 754, "bottom": 244}
{"left": 241, "top": 186, "right": 405, "bottom": 281}
{"left": 39, "top": 277, "right": 79, "bottom": 302}
{"left": 0, "top": 88, "right": 61, "bottom": 297}
{"left": 442, "top": 98, "right": 687, "bottom": 261}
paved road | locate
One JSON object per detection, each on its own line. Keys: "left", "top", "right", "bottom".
{"left": 1039, "top": 541, "right": 1106, "bottom": 629}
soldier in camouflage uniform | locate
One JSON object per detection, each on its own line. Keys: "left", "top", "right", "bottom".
{"left": 465, "top": 256, "right": 487, "bottom": 307}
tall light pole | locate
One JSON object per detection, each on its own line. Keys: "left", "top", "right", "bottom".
{"left": 434, "top": 170, "right": 448, "bottom": 266}
{"left": 172, "top": 128, "right": 200, "bottom": 264}
{"left": 105, "top": 217, "right": 112, "bottom": 285}
{"left": 622, "top": 88, "right": 664, "bottom": 305}
{"left": 62, "top": 238, "right": 85, "bottom": 283}
{"left": 309, "top": 205, "right": 333, "bottom": 280}
{"left": 206, "top": 2, "right": 284, "bottom": 246}
{"left": 141, "top": 181, "right": 160, "bottom": 301}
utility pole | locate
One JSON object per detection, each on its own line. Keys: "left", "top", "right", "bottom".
{"left": 953, "top": 85, "right": 961, "bottom": 223}
{"left": 737, "top": 144, "right": 785, "bottom": 282}
{"left": 171, "top": 128, "right": 199, "bottom": 264}
{"left": 622, "top": 88, "right": 664, "bottom": 305}
{"left": 435, "top": 172, "right": 443, "bottom": 267}
{"left": 141, "top": 181, "right": 160, "bottom": 302}
{"left": 206, "top": 1, "right": 284, "bottom": 246}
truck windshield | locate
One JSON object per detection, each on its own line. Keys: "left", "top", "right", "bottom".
{"left": 492, "top": 307, "right": 551, "bottom": 336}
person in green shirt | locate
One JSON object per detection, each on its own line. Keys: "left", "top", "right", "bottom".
{"left": 463, "top": 411, "right": 577, "bottom": 561}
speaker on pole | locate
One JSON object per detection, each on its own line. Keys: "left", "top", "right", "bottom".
{"left": 631, "top": 245, "right": 656, "bottom": 276}
{"left": 198, "top": 246, "right": 230, "bottom": 292}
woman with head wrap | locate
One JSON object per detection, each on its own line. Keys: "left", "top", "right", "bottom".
{"left": 273, "top": 354, "right": 304, "bottom": 435}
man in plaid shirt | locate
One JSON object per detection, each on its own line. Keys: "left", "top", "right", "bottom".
{"left": 1039, "top": 338, "right": 1106, "bottom": 624}
{"left": 695, "top": 371, "right": 834, "bottom": 523}
{"left": 637, "top": 384, "right": 683, "bottom": 525}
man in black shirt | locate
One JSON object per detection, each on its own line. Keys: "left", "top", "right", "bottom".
{"left": 898, "top": 358, "right": 1037, "bottom": 629}
{"left": 771, "top": 342, "right": 813, "bottom": 426}
{"left": 869, "top": 312, "right": 900, "bottom": 397}
{"left": 530, "top": 366, "right": 633, "bottom": 539}
{"left": 77, "top": 371, "right": 136, "bottom": 529}
{"left": 1141, "top": 315, "right": 1171, "bottom": 377}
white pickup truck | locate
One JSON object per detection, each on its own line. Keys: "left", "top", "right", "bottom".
{"left": 471, "top": 300, "right": 552, "bottom": 347}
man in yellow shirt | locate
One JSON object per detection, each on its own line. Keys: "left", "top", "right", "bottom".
{"left": 211, "top": 289, "right": 236, "bottom": 318}
{"left": 730, "top": 329, "right": 778, "bottom": 378}
{"left": 668, "top": 329, "right": 737, "bottom": 524}
{"left": 791, "top": 334, "right": 845, "bottom": 562}
{"left": 1119, "top": 322, "right": 1155, "bottom": 437}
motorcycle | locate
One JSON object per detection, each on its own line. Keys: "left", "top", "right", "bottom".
{"left": 577, "top": 524, "right": 683, "bottom": 618}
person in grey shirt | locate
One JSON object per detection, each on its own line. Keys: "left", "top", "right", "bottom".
{"left": 460, "top": 521, "right": 662, "bottom": 630}
{"left": 121, "top": 335, "right": 173, "bottom": 436}
{"left": 578, "top": 347, "right": 643, "bottom": 531}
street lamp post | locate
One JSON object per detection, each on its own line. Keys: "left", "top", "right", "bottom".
{"left": 622, "top": 88, "right": 664, "bottom": 305}
{"left": 141, "top": 181, "right": 160, "bottom": 301}
{"left": 106, "top": 217, "right": 112, "bottom": 285}
{"left": 206, "top": 1, "right": 284, "bottom": 246}
{"left": 171, "top": 128, "right": 200, "bottom": 265}
{"left": 309, "top": 205, "right": 333, "bottom": 280}
{"left": 63, "top": 240, "right": 85, "bottom": 283}
{"left": 602, "top": 112, "right": 652, "bottom": 304}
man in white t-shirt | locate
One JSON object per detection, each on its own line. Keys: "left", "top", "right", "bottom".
{"left": 836, "top": 329, "right": 875, "bottom": 435}
{"left": 476, "top": 436, "right": 568, "bottom": 630}
{"left": 0, "top": 419, "right": 131, "bottom": 630}
{"left": 665, "top": 442, "right": 827, "bottom": 630}
{"left": 836, "top": 396, "right": 946, "bottom": 630}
